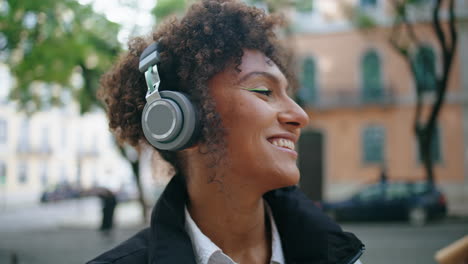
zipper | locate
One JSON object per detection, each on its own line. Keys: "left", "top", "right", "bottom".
{"left": 343, "top": 245, "right": 365, "bottom": 264}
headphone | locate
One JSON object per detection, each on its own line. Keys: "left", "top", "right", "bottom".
{"left": 139, "top": 42, "right": 200, "bottom": 151}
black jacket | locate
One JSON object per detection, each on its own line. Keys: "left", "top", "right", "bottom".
{"left": 87, "top": 175, "right": 364, "bottom": 264}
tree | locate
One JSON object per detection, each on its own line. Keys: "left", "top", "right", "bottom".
{"left": 151, "top": 0, "right": 188, "bottom": 20}
{"left": 1, "top": 0, "right": 119, "bottom": 113}
{"left": 344, "top": 0, "right": 458, "bottom": 185}
{"left": 0, "top": 0, "right": 149, "bottom": 221}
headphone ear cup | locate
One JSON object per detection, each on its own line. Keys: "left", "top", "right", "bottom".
{"left": 141, "top": 91, "right": 200, "bottom": 151}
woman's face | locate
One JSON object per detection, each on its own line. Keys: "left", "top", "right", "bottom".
{"left": 207, "top": 49, "right": 309, "bottom": 193}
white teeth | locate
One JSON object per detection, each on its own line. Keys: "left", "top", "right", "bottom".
{"left": 271, "top": 138, "right": 295, "bottom": 150}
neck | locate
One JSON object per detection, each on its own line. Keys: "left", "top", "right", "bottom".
{"left": 183, "top": 151, "right": 271, "bottom": 263}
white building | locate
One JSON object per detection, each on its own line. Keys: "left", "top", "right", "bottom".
{"left": 0, "top": 64, "right": 134, "bottom": 207}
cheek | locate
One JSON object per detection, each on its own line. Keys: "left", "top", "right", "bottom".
{"left": 218, "top": 94, "right": 264, "bottom": 127}
{"left": 226, "top": 100, "right": 272, "bottom": 139}
{"left": 228, "top": 104, "right": 275, "bottom": 163}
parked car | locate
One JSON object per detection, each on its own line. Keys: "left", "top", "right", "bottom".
{"left": 322, "top": 181, "right": 447, "bottom": 226}
{"left": 40, "top": 183, "right": 82, "bottom": 203}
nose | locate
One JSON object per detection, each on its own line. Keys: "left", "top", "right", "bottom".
{"left": 278, "top": 96, "right": 309, "bottom": 129}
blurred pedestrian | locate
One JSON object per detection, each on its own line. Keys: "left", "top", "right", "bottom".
{"left": 88, "top": 0, "right": 365, "bottom": 263}
{"left": 97, "top": 188, "right": 117, "bottom": 236}
{"left": 379, "top": 164, "right": 388, "bottom": 197}
{"left": 380, "top": 164, "right": 388, "bottom": 184}
{"left": 83, "top": 187, "right": 118, "bottom": 236}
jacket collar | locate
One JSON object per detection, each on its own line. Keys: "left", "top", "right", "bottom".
{"left": 148, "top": 174, "right": 364, "bottom": 264}
{"left": 148, "top": 174, "right": 196, "bottom": 264}
{"left": 264, "top": 187, "right": 364, "bottom": 264}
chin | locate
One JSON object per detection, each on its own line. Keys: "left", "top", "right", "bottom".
{"left": 267, "top": 169, "right": 300, "bottom": 191}
{"left": 283, "top": 171, "right": 300, "bottom": 187}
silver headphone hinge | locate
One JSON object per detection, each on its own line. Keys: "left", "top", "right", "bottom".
{"left": 145, "top": 65, "right": 161, "bottom": 101}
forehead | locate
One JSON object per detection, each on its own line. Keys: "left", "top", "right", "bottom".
{"left": 235, "top": 50, "right": 287, "bottom": 85}
{"left": 211, "top": 49, "right": 287, "bottom": 88}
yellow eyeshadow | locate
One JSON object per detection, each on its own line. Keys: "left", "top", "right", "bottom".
{"left": 239, "top": 86, "right": 269, "bottom": 92}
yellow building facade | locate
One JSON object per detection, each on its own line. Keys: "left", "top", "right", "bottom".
{"left": 290, "top": 0, "right": 468, "bottom": 214}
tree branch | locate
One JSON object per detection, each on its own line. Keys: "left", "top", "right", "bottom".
{"left": 404, "top": 16, "right": 420, "bottom": 45}
{"left": 396, "top": 0, "right": 421, "bottom": 45}
{"left": 389, "top": 34, "right": 407, "bottom": 58}
{"left": 388, "top": 0, "right": 423, "bottom": 60}
{"left": 427, "top": 0, "right": 457, "bottom": 128}
{"left": 388, "top": 1, "right": 409, "bottom": 59}
{"left": 117, "top": 144, "right": 148, "bottom": 223}
{"left": 388, "top": 2, "right": 422, "bottom": 130}
{"left": 448, "top": 0, "right": 457, "bottom": 53}
{"left": 414, "top": 92, "right": 423, "bottom": 133}
{"left": 432, "top": 0, "right": 447, "bottom": 54}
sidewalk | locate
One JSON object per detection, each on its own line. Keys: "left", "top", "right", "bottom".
{"left": 448, "top": 203, "right": 468, "bottom": 220}
{"left": 0, "top": 198, "right": 143, "bottom": 233}
{"left": 0, "top": 226, "right": 145, "bottom": 264}
{"left": 62, "top": 199, "right": 144, "bottom": 229}
{"left": 0, "top": 199, "right": 146, "bottom": 264}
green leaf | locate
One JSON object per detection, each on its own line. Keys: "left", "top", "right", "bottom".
{"left": 152, "top": 0, "right": 187, "bottom": 20}
{"left": 3, "top": 0, "right": 121, "bottom": 114}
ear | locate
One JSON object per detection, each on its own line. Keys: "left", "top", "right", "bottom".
{"left": 184, "top": 143, "right": 200, "bottom": 151}
{"left": 184, "top": 140, "right": 207, "bottom": 153}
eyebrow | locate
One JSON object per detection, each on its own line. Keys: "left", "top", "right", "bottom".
{"left": 236, "top": 71, "right": 276, "bottom": 84}
{"left": 236, "top": 71, "right": 291, "bottom": 92}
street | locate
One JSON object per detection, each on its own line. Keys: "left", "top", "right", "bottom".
{"left": 0, "top": 198, "right": 143, "bottom": 264}
{"left": 0, "top": 199, "right": 466, "bottom": 264}
{"left": 343, "top": 220, "right": 468, "bottom": 264}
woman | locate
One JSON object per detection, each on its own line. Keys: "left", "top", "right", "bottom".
{"left": 89, "top": 0, "right": 364, "bottom": 263}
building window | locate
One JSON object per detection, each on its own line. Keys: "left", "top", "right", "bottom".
{"left": 40, "top": 126, "right": 50, "bottom": 153}
{"left": 360, "top": 0, "right": 377, "bottom": 8}
{"left": 0, "top": 161, "right": 6, "bottom": 186}
{"left": 296, "top": 0, "right": 314, "bottom": 13}
{"left": 362, "top": 125, "right": 385, "bottom": 164}
{"left": 0, "top": 119, "right": 6, "bottom": 144}
{"left": 361, "top": 50, "right": 383, "bottom": 101}
{"left": 411, "top": 0, "right": 432, "bottom": 5}
{"left": 299, "top": 57, "right": 317, "bottom": 104}
{"left": 417, "top": 125, "right": 442, "bottom": 163}
{"left": 413, "top": 45, "right": 437, "bottom": 93}
{"left": 40, "top": 163, "right": 48, "bottom": 186}
{"left": 61, "top": 125, "right": 67, "bottom": 147}
{"left": 91, "top": 134, "right": 98, "bottom": 153}
{"left": 18, "top": 161, "right": 28, "bottom": 184}
{"left": 60, "top": 165, "right": 68, "bottom": 183}
{"left": 18, "top": 119, "right": 30, "bottom": 152}
{"left": 92, "top": 164, "right": 98, "bottom": 186}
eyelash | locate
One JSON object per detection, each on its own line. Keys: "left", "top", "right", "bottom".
{"left": 252, "top": 89, "right": 272, "bottom": 96}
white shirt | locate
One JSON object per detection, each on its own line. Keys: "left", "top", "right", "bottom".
{"left": 184, "top": 203, "right": 285, "bottom": 264}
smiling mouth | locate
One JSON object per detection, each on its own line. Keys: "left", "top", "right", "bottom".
{"left": 269, "top": 138, "right": 295, "bottom": 151}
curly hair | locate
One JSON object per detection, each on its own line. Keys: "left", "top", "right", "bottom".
{"left": 98, "top": 0, "right": 296, "bottom": 174}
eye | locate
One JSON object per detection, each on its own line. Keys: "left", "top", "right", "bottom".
{"left": 251, "top": 89, "right": 272, "bottom": 96}
{"left": 240, "top": 86, "right": 272, "bottom": 96}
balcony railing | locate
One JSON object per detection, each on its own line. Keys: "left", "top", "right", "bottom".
{"left": 299, "top": 86, "right": 397, "bottom": 109}
{"left": 16, "top": 143, "right": 52, "bottom": 156}
{"left": 77, "top": 148, "right": 99, "bottom": 158}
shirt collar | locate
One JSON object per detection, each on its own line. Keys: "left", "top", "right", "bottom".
{"left": 184, "top": 207, "right": 236, "bottom": 264}
{"left": 266, "top": 202, "right": 285, "bottom": 264}
{"left": 184, "top": 202, "right": 285, "bottom": 264}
